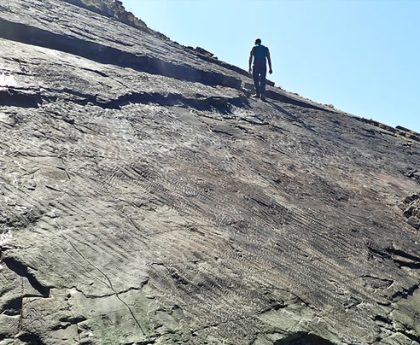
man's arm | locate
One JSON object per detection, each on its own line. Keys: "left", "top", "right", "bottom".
{"left": 267, "top": 49, "right": 273, "bottom": 74}
{"left": 248, "top": 48, "right": 254, "bottom": 73}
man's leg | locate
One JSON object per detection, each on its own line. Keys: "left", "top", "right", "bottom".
{"left": 260, "top": 66, "right": 267, "bottom": 100}
{"left": 252, "top": 67, "right": 260, "bottom": 97}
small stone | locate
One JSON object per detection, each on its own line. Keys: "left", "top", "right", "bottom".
{"left": 407, "top": 216, "right": 420, "bottom": 230}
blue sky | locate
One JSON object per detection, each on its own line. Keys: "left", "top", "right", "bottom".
{"left": 123, "top": 0, "right": 420, "bottom": 132}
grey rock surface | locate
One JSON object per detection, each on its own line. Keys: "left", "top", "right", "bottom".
{"left": 0, "top": 1, "right": 419, "bottom": 344}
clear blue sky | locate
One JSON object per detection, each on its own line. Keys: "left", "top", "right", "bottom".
{"left": 123, "top": 0, "right": 420, "bottom": 133}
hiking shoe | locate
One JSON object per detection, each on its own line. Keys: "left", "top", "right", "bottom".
{"left": 252, "top": 93, "right": 260, "bottom": 98}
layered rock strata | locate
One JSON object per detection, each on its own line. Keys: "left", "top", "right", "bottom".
{"left": 0, "top": 1, "right": 419, "bottom": 344}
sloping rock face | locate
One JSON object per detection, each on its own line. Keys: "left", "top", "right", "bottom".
{"left": 0, "top": 1, "right": 419, "bottom": 344}
{"left": 60, "top": 0, "right": 155, "bottom": 35}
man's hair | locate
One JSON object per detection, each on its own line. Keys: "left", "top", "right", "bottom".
{"left": 255, "top": 38, "right": 262, "bottom": 45}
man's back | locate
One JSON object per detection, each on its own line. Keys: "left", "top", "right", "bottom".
{"left": 252, "top": 44, "right": 269, "bottom": 66}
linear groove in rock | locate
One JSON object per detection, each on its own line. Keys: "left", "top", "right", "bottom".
{"left": 1, "top": 87, "right": 250, "bottom": 113}
{"left": 0, "top": 89, "right": 41, "bottom": 108}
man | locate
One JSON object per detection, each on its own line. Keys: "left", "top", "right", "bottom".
{"left": 249, "top": 38, "right": 273, "bottom": 100}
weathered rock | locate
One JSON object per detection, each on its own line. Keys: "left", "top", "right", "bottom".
{"left": 61, "top": 0, "right": 152, "bottom": 34}
{"left": 0, "top": 1, "right": 419, "bottom": 344}
{"left": 405, "top": 169, "right": 420, "bottom": 184}
{"left": 400, "top": 194, "right": 420, "bottom": 230}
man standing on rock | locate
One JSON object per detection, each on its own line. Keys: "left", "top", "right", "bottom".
{"left": 249, "top": 38, "right": 273, "bottom": 101}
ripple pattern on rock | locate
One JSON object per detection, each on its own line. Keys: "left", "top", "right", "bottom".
{"left": 0, "top": 1, "right": 420, "bottom": 344}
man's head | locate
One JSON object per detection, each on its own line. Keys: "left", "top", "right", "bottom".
{"left": 255, "top": 38, "right": 262, "bottom": 45}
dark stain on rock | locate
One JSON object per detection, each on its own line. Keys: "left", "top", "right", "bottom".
{"left": 2, "top": 257, "right": 50, "bottom": 298}
{"left": 274, "top": 333, "right": 336, "bottom": 345}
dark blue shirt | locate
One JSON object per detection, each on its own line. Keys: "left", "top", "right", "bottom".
{"left": 252, "top": 44, "right": 269, "bottom": 66}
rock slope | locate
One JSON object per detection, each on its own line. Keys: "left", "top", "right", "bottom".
{"left": 0, "top": 1, "right": 419, "bottom": 344}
